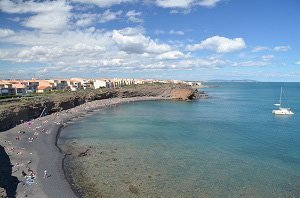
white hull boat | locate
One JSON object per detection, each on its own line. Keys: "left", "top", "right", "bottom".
{"left": 272, "top": 107, "right": 294, "bottom": 115}
{"left": 272, "top": 87, "right": 294, "bottom": 115}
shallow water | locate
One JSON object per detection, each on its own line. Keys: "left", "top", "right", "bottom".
{"left": 59, "top": 82, "right": 300, "bottom": 197}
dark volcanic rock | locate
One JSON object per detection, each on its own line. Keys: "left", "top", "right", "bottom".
{"left": 128, "top": 184, "right": 139, "bottom": 194}
{"left": 0, "top": 187, "right": 7, "bottom": 198}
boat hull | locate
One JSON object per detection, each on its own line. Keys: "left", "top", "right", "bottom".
{"left": 272, "top": 109, "right": 294, "bottom": 115}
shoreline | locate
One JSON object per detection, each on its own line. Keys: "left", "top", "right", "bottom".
{"left": 0, "top": 96, "right": 165, "bottom": 197}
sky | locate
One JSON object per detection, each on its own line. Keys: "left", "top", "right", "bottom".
{"left": 0, "top": 0, "right": 299, "bottom": 81}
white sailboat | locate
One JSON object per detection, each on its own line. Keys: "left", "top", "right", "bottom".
{"left": 272, "top": 87, "right": 294, "bottom": 115}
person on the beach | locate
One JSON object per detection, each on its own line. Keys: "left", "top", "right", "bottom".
{"left": 22, "top": 170, "right": 27, "bottom": 177}
{"left": 44, "top": 170, "right": 47, "bottom": 179}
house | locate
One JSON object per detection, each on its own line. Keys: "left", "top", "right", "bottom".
{"left": 37, "top": 86, "right": 51, "bottom": 93}
{"left": 105, "top": 80, "right": 115, "bottom": 88}
{"left": 71, "top": 78, "right": 92, "bottom": 90}
{"left": 185, "top": 81, "right": 203, "bottom": 87}
{"left": 93, "top": 79, "right": 107, "bottom": 89}
{"left": 12, "top": 83, "right": 27, "bottom": 96}
{"left": 0, "top": 82, "right": 15, "bottom": 96}
{"left": 53, "top": 80, "right": 69, "bottom": 91}
{"left": 82, "top": 79, "right": 93, "bottom": 90}
{"left": 21, "top": 81, "right": 39, "bottom": 93}
{"left": 134, "top": 79, "right": 145, "bottom": 85}
{"left": 69, "top": 80, "right": 81, "bottom": 91}
{"left": 123, "top": 78, "right": 135, "bottom": 86}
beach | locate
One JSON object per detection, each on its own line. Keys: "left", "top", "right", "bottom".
{"left": 0, "top": 97, "right": 163, "bottom": 197}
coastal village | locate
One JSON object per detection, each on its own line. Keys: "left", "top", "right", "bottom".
{"left": 0, "top": 78, "right": 202, "bottom": 97}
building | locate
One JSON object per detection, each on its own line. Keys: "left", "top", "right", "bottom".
{"left": 68, "top": 80, "right": 81, "bottom": 91}
{"left": 12, "top": 83, "right": 27, "bottom": 96}
{"left": 134, "top": 79, "right": 145, "bottom": 85}
{"left": 37, "top": 86, "right": 51, "bottom": 93}
{"left": 123, "top": 78, "right": 135, "bottom": 86}
{"left": 71, "top": 78, "right": 92, "bottom": 90}
{"left": 93, "top": 79, "right": 107, "bottom": 89}
{"left": 21, "top": 81, "right": 39, "bottom": 93}
{"left": 0, "top": 82, "right": 15, "bottom": 96}
{"left": 53, "top": 80, "right": 69, "bottom": 91}
{"left": 185, "top": 81, "right": 203, "bottom": 87}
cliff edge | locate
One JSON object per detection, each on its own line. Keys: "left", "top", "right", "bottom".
{"left": 0, "top": 84, "right": 201, "bottom": 132}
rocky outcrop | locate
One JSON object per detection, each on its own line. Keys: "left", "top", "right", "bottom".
{"left": 0, "top": 145, "right": 19, "bottom": 198}
{"left": 170, "top": 88, "right": 198, "bottom": 100}
{"left": 0, "top": 84, "right": 200, "bottom": 132}
{"left": 0, "top": 187, "right": 7, "bottom": 198}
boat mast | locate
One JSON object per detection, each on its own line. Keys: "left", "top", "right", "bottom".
{"left": 279, "top": 86, "right": 282, "bottom": 106}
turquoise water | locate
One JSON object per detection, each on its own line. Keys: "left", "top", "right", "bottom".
{"left": 60, "top": 83, "right": 300, "bottom": 197}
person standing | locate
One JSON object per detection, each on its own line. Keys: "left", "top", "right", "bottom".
{"left": 43, "top": 170, "right": 47, "bottom": 179}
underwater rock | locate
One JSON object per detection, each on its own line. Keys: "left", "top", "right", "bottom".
{"left": 129, "top": 184, "right": 139, "bottom": 194}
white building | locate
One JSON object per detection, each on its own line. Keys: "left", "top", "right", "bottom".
{"left": 69, "top": 80, "right": 81, "bottom": 91}
{"left": 12, "top": 84, "right": 27, "bottom": 96}
{"left": 93, "top": 80, "right": 107, "bottom": 89}
{"left": 0, "top": 83, "right": 15, "bottom": 96}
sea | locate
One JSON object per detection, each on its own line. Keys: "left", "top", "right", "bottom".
{"left": 58, "top": 82, "right": 300, "bottom": 197}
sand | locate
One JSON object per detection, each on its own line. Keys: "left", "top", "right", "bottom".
{"left": 0, "top": 97, "right": 163, "bottom": 197}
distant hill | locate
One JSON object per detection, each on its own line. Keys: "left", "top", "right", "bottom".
{"left": 206, "top": 79, "right": 259, "bottom": 82}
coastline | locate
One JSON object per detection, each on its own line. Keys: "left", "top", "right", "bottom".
{"left": 0, "top": 96, "right": 165, "bottom": 197}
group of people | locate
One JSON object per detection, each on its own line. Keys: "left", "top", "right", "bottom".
{"left": 3, "top": 97, "right": 151, "bottom": 195}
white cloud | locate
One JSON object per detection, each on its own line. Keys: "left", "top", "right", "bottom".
{"left": 0, "top": 0, "right": 72, "bottom": 33}
{"left": 0, "top": 0, "right": 71, "bottom": 13}
{"left": 99, "top": 10, "right": 123, "bottom": 23}
{"left": 169, "top": 30, "right": 185, "bottom": 35}
{"left": 178, "top": 56, "right": 229, "bottom": 68}
{"left": 71, "top": 0, "right": 134, "bottom": 8}
{"left": 0, "top": 29, "right": 113, "bottom": 64}
{"left": 112, "top": 27, "right": 171, "bottom": 54}
{"left": 8, "top": 17, "right": 22, "bottom": 22}
{"left": 2, "top": 25, "right": 267, "bottom": 77}
{"left": 232, "top": 61, "right": 269, "bottom": 67}
{"left": 154, "top": 29, "right": 185, "bottom": 35}
{"left": 154, "top": 30, "right": 165, "bottom": 35}
{"left": 157, "top": 51, "right": 185, "bottom": 60}
{"left": 23, "top": 11, "right": 70, "bottom": 33}
{"left": 169, "top": 9, "right": 191, "bottom": 15}
{"left": 261, "top": 54, "right": 274, "bottom": 61}
{"left": 295, "top": 61, "right": 300, "bottom": 65}
{"left": 74, "top": 14, "right": 97, "bottom": 27}
{"left": 73, "top": 10, "right": 122, "bottom": 27}
{"left": 0, "top": 28, "right": 15, "bottom": 38}
{"left": 0, "top": 27, "right": 195, "bottom": 74}
{"left": 155, "top": 0, "right": 221, "bottom": 9}
{"left": 155, "top": 0, "right": 193, "bottom": 9}
{"left": 252, "top": 46, "right": 269, "bottom": 52}
{"left": 126, "top": 10, "right": 143, "bottom": 23}
{"left": 186, "top": 36, "right": 246, "bottom": 53}
{"left": 252, "top": 45, "right": 292, "bottom": 52}
{"left": 196, "top": 0, "right": 221, "bottom": 7}
{"left": 274, "top": 45, "right": 291, "bottom": 51}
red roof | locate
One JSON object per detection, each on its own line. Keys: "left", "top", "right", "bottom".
{"left": 37, "top": 86, "right": 51, "bottom": 90}
{"left": 12, "top": 84, "right": 26, "bottom": 89}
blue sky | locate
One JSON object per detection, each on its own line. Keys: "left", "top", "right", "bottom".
{"left": 0, "top": 0, "right": 299, "bottom": 81}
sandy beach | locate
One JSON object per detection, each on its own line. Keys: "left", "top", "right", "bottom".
{"left": 0, "top": 97, "right": 163, "bottom": 198}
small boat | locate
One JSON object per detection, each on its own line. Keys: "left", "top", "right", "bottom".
{"left": 272, "top": 107, "right": 294, "bottom": 115}
{"left": 272, "top": 87, "right": 294, "bottom": 115}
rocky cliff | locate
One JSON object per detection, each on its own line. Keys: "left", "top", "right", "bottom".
{"left": 0, "top": 84, "right": 201, "bottom": 132}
